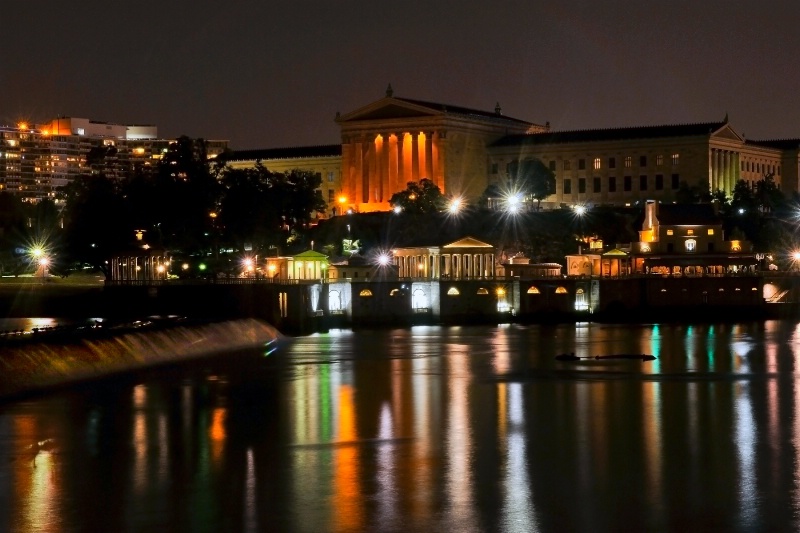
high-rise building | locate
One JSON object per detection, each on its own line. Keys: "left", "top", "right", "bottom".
{"left": 0, "top": 117, "right": 228, "bottom": 203}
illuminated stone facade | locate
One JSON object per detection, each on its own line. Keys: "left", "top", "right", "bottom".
{"left": 222, "top": 90, "right": 800, "bottom": 212}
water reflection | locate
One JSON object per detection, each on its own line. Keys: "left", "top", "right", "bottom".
{"left": 3, "top": 321, "right": 800, "bottom": 531}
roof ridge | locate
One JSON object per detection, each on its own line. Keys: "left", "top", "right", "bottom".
{"left": 528, "top": 121, "right": 725, "bottom": 136}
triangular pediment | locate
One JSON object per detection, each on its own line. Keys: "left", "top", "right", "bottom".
{"left": 711, "top": 124, "right": 744, "bottom": 142}
{"left": 293, "top": 250, "right": 328, "bottom": 260}
{"left": 443, "top": 236, "right": 494, "bottom": 249}
{"left": 603, "top": 248, "right": 629, "bottom": 256}
{"left": 337, "top": 98, "right": 441, "bottom": 123}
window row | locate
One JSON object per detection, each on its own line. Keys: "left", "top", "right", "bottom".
{"left": 551, "top": 154, "right": 680, "bottom": 172}
{"left": 562, "top": 174, "right": 680, "bottom": 194}
{"left": 742, "top": 161, "right": 780, "bottom": 176}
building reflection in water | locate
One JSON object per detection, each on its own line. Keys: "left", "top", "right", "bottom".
{"left": 9, "top": 321, "right": 800, "bottom": 530}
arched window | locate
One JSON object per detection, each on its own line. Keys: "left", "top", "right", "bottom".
{"left": 555, "top": 286, "right": 568, "bottom": 294}
{"left": 527, "top": 286, "right": 540, "bottom": 294}
{"left": 413, "top": 289, "right": 428, "bottom": 309}
{"left": 390, "top": 288, "right": 401, "bottom": 296}
{"left": 359, "top": 289, "right": 373, "bottom": 297}
{"left": 447, "top": 287, "right": 460, "bottom": 296}
{"left": 477, "top": 288, "right": 489, "bottom": 295}
{"left": 685, "top": 239, "right": 696, "bottom": 252}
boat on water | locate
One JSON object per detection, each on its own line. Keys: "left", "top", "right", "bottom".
{"left": 555, "top": 353, "right": 657, "bottom": 362}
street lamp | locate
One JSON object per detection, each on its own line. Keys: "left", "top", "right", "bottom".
{"left": 38, "top": 256, "right": 49, "bottom": 280}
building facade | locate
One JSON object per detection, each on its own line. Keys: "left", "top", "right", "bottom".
{"left": 218, "top": 89, "right": 800, "bottom": 212}
{"left": 0, "top": 117, "right": 228, "bottom": 202}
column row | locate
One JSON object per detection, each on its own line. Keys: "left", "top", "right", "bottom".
{"left": 710, "top": 149, "right": 740, "bottom": 196}
{"left": 342, "top": 131, "right": 445, "bottom": 207}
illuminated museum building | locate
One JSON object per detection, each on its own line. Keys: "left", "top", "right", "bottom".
{"left": 0, "top": 117, "right": 228, "bottom": 202}
{"left": 223, "top": 87, "right": 800, "bottom": 214}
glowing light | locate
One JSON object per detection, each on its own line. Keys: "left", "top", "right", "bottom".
{"left": 574, "top": 204, "right": 587, "bottom": 216}
{"left": 338, "top": 195, "right": 347, "bottom": 204}
{"left": 496, "top": 287, "right": 506, "bottom": 296}
{"left": 377, "top": 254, "right": 391, "bottom": 266}
{"left": 182, "top": 263, "right": 189, "bottom": 270}
{"left": 156, "top": 265, "right": 166, "bottom": 274}
{"left": 393, "top": 205, "right": 402, "bottom": 214}
{"left": 209, "top": 212, "right": 217, "bottom": 219}
{"left": 18, "top": 122, "right": 28, "bottom": 130}
{"left": 199, "top": 263, "right": 207, "bottom": 271}
{"left": 38, "top": 257, "right": 49, "bottom": 267}
{"left": 448, "top": 197, "right": 463, "bottom": 214}
{"left": 505, "top": 194, "right": 522, "bottom": 214}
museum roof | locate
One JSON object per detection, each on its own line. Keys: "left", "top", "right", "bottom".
{"left": 746, "top": 138, "right": 800, "bottom": 150}
{"left": 219, "top": 144, "right": 342, "bottom": 162}
{"left": 394, "top": 97, "right": 534, "bottom": 125}
{"left": 492, "top": 121, "right": 728, "bottom": 147}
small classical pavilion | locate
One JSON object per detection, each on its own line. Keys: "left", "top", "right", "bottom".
{"left": 392, "top": 236, "right": 497, "bottom": 280}
{"left": 265, "top": 250, "right": 329, "bottom": 280}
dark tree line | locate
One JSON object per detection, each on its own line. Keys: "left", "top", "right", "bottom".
{"left": 54, "top": 136, "right": 326, "bottom": 278}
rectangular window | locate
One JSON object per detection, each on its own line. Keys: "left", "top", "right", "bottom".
{"left": 593, "top": 177, "right": 601, "bottom": 193}
{"left": 671, "top": 174, "right": 679, "bottom": 189}
{"left": 640, "top": 156, "right": 647, "bottom": 167}
{"left": 608, "top": 157, "right": 616, "bottom": 169}
{"left": 563, "top": 179, "right": 572, "bottom": 194}
{"left": 578, "top": 159, "right": 586, "bottom": 170}
{"left": 563, "top": 160, "right": 571, "bottom": 171}
{"left": 506, "top": 161, "right": 515, "bottom": 174}
{"left": 624, "top": 156, "right": 632, "bottom": 168}
{"left": 549, "top": 160, "right": 556, "bottom": 171}
{"left": 578, "top": 178, "right": 586, "bottom": 193}
{"left": 655, "top": 174, "right": 663, "bottom": 190}
{"left": 593, "top": 158, "right": 601, "bottom": 170}
{"left": 667, "top": 229, "right": 674, "bottom": 235}
{"left": 491, "top": 163, "right": 498, "bottom": 174}
{"left": 656, "top": 154, "right": 664, "bottom": 166}
{"left": 639, "top": 175, "right": 647, "bottom": 191}
{"left": 707, "top": 229, "right": 714, "bottom": 235}
{"left": 624, "top": 176, "right": 632, "bottom": 191}
{"left": 327, "top": 171, "right": 335, "bottom": 182}
{"left": 608, "top": 176, "right": 616, "bottom": 192}
{"left": 672, "top": 153, "right": 679, "bottom": 166}
{"left": 328, "top": 189, "right": 334, "bottom": 203}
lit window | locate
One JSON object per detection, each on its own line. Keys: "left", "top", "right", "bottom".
{"left": 667, "top": 229, "right": 674, "bottom": 236}
{"left": 527, "top": 286, "right": 540, "bottom": 294}
{"left": 477, "top": 288, "right": 489, "bottom": 295}
{"left": 685, "top": 239, "right": 696, "bottom": 252}
{"left": 359, "top": 289, "right": 373, "bottom": 297}
{"left": 624, "top": 156, "right": 632, "bottom": 168}
{"left": 672, "top": 153, "right": 680, "bottom": 166}
{"left": 687, "top": 229, "right": 694, "bottom": 235}
{"left": 447, "top": 287, "right": 460, "bottom": 295}
{"left": 390, "top": 288, "right": 400, "bottom": 296}
{"left": 593, "top": 158, "right": 601, "bottom": 170}
{"left": 555, "top": 286, "right": 568, "bottom": 294}
{"left": 576, "top": 288, "right": 584, "bottom": 294}
{"left": 707, "top": 229, "right": 714, "bottom": 235}
{"left": 656, "top": 154, "right": 664, "bottom": 166}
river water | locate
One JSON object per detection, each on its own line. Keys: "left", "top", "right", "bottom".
{"left": 1, "top": 320, "right": 800, "bottom": 532}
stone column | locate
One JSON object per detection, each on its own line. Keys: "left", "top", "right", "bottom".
{"left": 733, "top": 152, "right": 740, "bottom": 188}
{"left": 396, "top": 133, "right": 406, "bottom": 190}
{"left": 436, "top": 131, "right": 447, "bottom": 193}
{"left": 379, "top": 134, "right": 389, "bottom": 203}
{"left": 722, "top": 150, "right": 732, "bottom": 195}
{"left": 411, "top": 133, "right": 420, "bottom": 182}
{"left": 424, "top": 132, "right": 434, "bottom": 181}
{"left": 360, "top": 140, "right": 369, "bottom": 204}
{"left": 712, "top": 149, "right": 719, "bottom": 192}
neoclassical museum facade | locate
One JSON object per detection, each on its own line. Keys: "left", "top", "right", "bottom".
{"left": 220, "top": 87, "right": 800, "bottom": 214}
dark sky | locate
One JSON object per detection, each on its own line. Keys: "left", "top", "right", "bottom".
{"left": 4, "top": 1, "right": 800, "bottom": 149}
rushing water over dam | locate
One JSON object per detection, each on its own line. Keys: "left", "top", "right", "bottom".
{"left": 2, "top": 320, "right": 800, "bottom": 531}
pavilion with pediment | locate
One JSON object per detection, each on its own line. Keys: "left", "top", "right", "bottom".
{"left": 334, "top": 85, "right": 546, "bottom": 212}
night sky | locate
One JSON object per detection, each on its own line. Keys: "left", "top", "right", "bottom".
{"left": 4, "top": 1, "right": 800, "bottom": 149}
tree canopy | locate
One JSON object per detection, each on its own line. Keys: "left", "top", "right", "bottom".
{"left": 389, "top": 179, "right": 446, "bottom": 214}
{"left": 508, "top": 158, "right": 556, "bottom": 210}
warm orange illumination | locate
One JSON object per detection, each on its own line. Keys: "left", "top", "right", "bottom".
{"left": 18, "top": 122, "right": 28, "bottom": 130}
{"left": 338, "top": 196, "right": 347, "bottom": 204}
